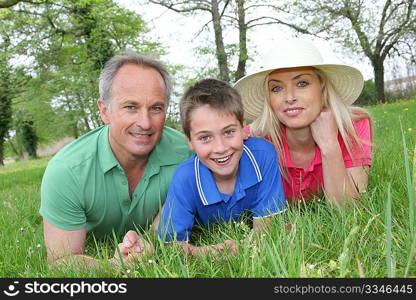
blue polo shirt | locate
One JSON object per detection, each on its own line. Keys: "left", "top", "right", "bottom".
{"left": 158, "top": 137, "right": 286, "bottom": 242}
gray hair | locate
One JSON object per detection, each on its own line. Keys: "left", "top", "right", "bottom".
{"left": 98, "top": 50, "right": 172, "bottom": 109}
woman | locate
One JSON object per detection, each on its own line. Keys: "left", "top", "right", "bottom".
{"left": 234, "top": 39, "right": 372, "bottom": 205}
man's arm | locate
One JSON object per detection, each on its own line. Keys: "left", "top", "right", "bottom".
{"left": 44, "top": 220, "right": 153, "bottom": 267}
{"left": 43, "top": 219, "right": 93, "bottom": 265}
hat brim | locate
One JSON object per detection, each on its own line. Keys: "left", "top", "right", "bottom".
{"left": 234, "top": 64, "right": 363, "bottom": 120}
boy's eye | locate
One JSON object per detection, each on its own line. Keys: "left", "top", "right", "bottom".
{"left": 224, "top": 129, "right": 235, "bottom": 136}
{"left": 297, "top": 81, "right": 309, "bottom": 87}
{"left": 198, "top": 135, "right": 211, "bottom": 142}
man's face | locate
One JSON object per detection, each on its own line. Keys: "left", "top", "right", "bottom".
{"left": 98, "top": 64, "right": 166, "bottom": 162}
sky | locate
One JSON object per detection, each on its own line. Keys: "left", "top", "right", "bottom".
{"left": 117, "top": 0, "right": 376, "bottom": 81}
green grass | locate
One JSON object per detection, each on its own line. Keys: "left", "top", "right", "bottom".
{"left": 0, "top": 98, "right": 415, "bottom": 278}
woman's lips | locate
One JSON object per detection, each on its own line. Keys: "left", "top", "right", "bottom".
{"left": 284, "top": 107, "right": 304, "bottom": 117}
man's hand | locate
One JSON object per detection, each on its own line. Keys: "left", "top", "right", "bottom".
{"left": 111, "top": 230, "right": 154, "bottom": 265}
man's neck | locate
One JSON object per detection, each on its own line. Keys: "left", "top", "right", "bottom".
{"left": 110, "top": 148, "right": 149, "bottom": 198}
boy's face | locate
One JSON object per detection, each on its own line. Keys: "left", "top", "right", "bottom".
{"left": 186, "top": 104, "right": 246, "bottom": 185}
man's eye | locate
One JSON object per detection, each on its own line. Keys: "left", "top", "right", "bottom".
{"left": 150, "top": 106, "right": 164, "bottom": 112}
{"left": 125, "top": 106, "right": 135, "bottom": 110}
{"left": 298, "top": 81, "right": 309, "bottom": 87}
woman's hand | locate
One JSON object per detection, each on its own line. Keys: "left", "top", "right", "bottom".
{"left": 310, "top": 108, "right": 339, "bottom": 153}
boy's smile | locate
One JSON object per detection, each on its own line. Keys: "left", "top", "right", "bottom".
{"left": 186, "top": 104, "right": 246, "bottom": 191}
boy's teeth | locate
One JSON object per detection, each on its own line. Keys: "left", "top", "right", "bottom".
{"left": 215, "top": 155, "right": 230, "bottom": 162}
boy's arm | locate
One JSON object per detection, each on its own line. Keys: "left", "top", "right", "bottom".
{"left": 250, "top": 141, "right": 286, "bottom": 220}
{"left": 178, "top": 216, "right": 273, "bottom": 258}
{"left": 173, "top": 240, "right": 238, "bottom": 258}
{"left": 253, "top": 215, "right": 273, "bottom": 232}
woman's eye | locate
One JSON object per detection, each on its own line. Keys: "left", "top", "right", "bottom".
{"left": 270, "top": 86, "right": 283, "bottom": 92}
{"left": 298, "top": 81, "right": 309, "bottom": 87}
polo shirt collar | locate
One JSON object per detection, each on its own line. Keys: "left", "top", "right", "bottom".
{"left": 98, "top": 125, "right": 120, "bottom": 173}
{"left": 194, "top": 143, "right": 263, "bottom": 206}
{"left": 282, "top": 127, "right": 322, "bottom": 172}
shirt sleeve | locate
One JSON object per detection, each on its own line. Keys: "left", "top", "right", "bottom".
{"left": 39, "top": 160, "right": 86, "bottom": 230}
{"left": 250, "top": 141, "right": 286, "bottom": 219}
{"left": 341, "top": 118, "right": 372, "bottom": 168}
{"left": 158, "top": 166, "right": 196, "bottom": 242}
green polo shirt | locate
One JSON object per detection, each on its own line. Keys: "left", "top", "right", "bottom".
{"left": 40, "top": 125, "right": 192, "bottom": 239}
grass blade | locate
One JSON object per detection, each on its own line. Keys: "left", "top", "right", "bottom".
{"left": 386, "top": 184, "right": 395, "bottom": 278}
{"left": 401, "top": 123, "right": 416, "bottom": 236}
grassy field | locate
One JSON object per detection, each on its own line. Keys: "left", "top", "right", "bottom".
{"left": 0, "top": 98, "right": 415, "bottom": 278}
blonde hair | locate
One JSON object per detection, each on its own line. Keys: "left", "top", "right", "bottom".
{"left": 250, "top": 67, "right": 372, "bottom": 179}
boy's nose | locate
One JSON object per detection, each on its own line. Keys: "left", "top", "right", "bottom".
{"left": 213, "top": 137, "right": 227, "bottom": 154}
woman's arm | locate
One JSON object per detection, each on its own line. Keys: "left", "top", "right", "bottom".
{"left": 311, "top": 109, "right": 369, "bottom": 205}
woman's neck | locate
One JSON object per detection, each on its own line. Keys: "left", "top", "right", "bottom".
{"left": 286, "top": 127, "right": 315, "bottom": 151}
{"left": 285, "top": 127, "right": 316, "bottom": 169}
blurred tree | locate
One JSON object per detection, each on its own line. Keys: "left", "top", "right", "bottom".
{"left": 1, "top": 0, "right": 162, "bottom": 162}
{"left": 0, "top": 34, "right": 12, "bottom": 165}
{"left": 149, "top": 0, "right": 294, "bottom": 82}
{"left": 20, "top": 118, "right": 38, "bottom": 158}
{"left": 356, "top": 79, "right": 377, "bottom": 106}
{"left": 0, "top": 0, "right": 21, "bottom": 8}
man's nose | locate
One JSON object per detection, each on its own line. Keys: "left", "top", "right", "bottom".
{"left": 135, "top": 110, "right": 151, "bottom": 130}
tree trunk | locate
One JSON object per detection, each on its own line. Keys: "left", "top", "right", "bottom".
{"left": 373, "top": 58, "right": 385, "bottom": 102}
{"left": 235, "top": 0, "right": 247, "bottom": 81}
{"left": 211, "top": 0, "right": 230, "bottom": 82}
{"left": 0, "top": 142, "right": 4, "bottom": 166}
{"left": 6, "top": 136, "right": 23, "bottom": 159}
{"left": 0, "top": 0, "right": 20, "bottom": 8}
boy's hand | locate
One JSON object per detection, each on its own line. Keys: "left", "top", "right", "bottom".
{"left": 209, "top": 239, "right": 238, "bottom": 256}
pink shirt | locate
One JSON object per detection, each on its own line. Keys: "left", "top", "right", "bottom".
{"left": 282, "top": 118, "right": 372, "bottom": 202}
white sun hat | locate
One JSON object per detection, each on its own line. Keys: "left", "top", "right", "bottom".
{"left": 234, "top": 39, "right": 364, "bottom": 120}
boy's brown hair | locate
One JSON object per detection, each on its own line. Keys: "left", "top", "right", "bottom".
{"left": 180, "top": 78, "right": 244, "bottom": 139}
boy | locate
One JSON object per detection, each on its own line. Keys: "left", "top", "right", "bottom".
{"left": 158, "top": 79, "right": 286, "bottom": 257}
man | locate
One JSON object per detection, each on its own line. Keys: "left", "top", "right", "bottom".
{"left": 40, "top": 51, "right": 192, "bottom": 266}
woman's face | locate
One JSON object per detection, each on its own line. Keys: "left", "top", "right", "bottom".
{"left": 267, "top": 67, "right": 323, "bottom": 129}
